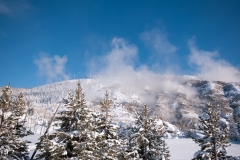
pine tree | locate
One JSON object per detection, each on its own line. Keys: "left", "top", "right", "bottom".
{"left": 0, "top": 84, "right": 30, "bottom": 160}
{"left": 235, "top": 112, "right": 240, "bottom": 141}
{"left": 95, "top": 90, "right": 121, "bottom": 159}
{"left": 192, "top": 104, "right": 231, "bottom": 160}
{"left": 124, "top": 104, "right": 170, "bottom": 160}
{"left": 238, "top": 122, "right": 240, "bottom": 139}
{"left": 229, "top": 116, "right": 239, "bottom": 141}
{"left": 149, "top": 121, "right": 170, "bottom": 160}
{"left": 36, "top": 81, "right": 99, "bottom": 159}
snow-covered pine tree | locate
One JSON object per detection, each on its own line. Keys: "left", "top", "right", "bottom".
{"left": 95, "top": 90, "right": 121, "bottom": 159}
{"left": 192, "top": 104, "right": 231, "bottom": 160}
{"left": 150, "top": 119, "right": 170, "bottom": 160}
{"left": 235, "top": 111, "right": 240, "bottom": 141}
{"left": 0, "top": 84, "right": 30, "bottom": 160}
{"left": 124, "top": 104, "right": 170, "bottom": 160}
{"left": 36, "top": 81, "right": 99, "bottom": 159}
{"left": 238, "top": 122, "right": 240, "bottom": 139}
{"left": 229, "top": 116, "right": 239, "bottom": 141}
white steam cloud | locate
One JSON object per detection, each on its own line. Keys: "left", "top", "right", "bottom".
{"left": 188, "top": 39, "right": 240, "bottom": 82}
{"left": 90, "top": 37, "right": 197, "bottom": 105}
{"left": 35, "top": 53, "right": 69, "bottom": 83}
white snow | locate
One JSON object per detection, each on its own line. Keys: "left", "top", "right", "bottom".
{"left": 204, "top": 82, "right": 215, "bottom": 93}
{"left": 20, "top": 134, "right": 41, "bottom": 155}
{"left": 165, "top": 138, "right": 240, "bottom": 160}
{"left": 171, "top": 103, "right": 180, "bottom": 110}
{"left": 219, "top": 118, "right": 229, "bottom": 126}
{"left": 224, "top": 83, "right": 240, "bottom": 99}
{"left": 164, "top": 122, "right": 179, "bottom": 133}
{"left": 181, "top": 110, "right": 199, "bottom": 119}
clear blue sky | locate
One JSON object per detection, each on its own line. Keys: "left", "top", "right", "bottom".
{"left": 0, "top": 0, "right": 240, "bottom": 88}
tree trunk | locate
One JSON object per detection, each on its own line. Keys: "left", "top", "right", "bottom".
{"left": 144, "top": 140, "right": 147, "bottom": 160}
{"left": 0, "top": 112, "right": 4, "bottom": 133}
{"left": 144, "top": 118, "right": 148, "bottom": 160}
{"left": 213, "top": 138, "right": 218, "bottom": 160}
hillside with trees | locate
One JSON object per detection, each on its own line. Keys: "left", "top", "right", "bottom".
{"left": 1, "top": 80, "right": 240, "bottom": 159}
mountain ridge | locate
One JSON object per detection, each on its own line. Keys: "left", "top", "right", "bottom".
{"left": 2, "top": 78, "right": 240, "bottom": 130}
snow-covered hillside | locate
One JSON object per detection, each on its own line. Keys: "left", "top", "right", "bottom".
{"left": 2, "top": 79, "right": 240, "bottom": 159}
{"left": 3, "top": 78, "right": 240, "bottom": 133}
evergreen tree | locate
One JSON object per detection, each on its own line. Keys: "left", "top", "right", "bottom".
{"left": 192, "top": 104, "right": 231, "bottom": 160}
{"left": 235, "top": 112, "right": 240, "bottom": 141}
{"left": 229, "top": 116, "right": 239, "bottom": 141}
{"left": 124, "top": 104, "right": 170, "bottom": 160}
{"left": 0, "top": 84, "right": 30, "bottom": 160}
{"left": 36, "top": 81, "right": 99, "bottom": 159}
{"left": 95, "top": 91, "right": 121, "bottom": 159}
{"left": 238, "top": 122, "right": 240, "bottom": 139}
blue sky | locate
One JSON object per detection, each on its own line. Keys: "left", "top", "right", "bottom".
{"left": 0, "top": 0, "right": 240, "bottom": 88}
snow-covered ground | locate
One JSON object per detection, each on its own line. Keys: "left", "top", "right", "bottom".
{"left": 23, "top": 135, "right": 240, "bottom": 159}
{"left": 20, "top": 134, "right": 40, "bottom": 157}
{"left": 166, "top": 138, "right": 240, "bottom": 160}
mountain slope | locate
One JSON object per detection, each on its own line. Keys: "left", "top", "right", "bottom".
{"left": 3, "top": 79, "right": 240, "bottom": 130}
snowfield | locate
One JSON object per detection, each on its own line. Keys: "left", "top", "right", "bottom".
{"left": 166, "top": 138, "right": 240, "bottom": 160}
{"left": 23, "top": 135, "right": 240, "bottom": 159}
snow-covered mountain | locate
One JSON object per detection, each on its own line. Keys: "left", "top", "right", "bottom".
{"left": 3, "top": 79, "right": 240, "bottom": 131}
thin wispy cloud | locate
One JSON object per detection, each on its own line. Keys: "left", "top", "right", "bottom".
{"left": 140, "top": 28, "right": 177, "bottom": 55}
{"left": 34, "top": 53, "right": 69, "bottom": 83}
{"left": 0, "top": 0, "right": 32, "bottom": 17}
{"left": 188, "top": 38, "right": 240, "bottom": 82}
{"left": 0, "top": 2, "right": 13, "bottom": 15}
